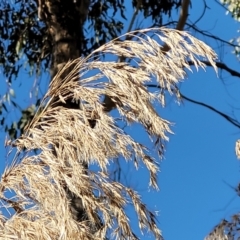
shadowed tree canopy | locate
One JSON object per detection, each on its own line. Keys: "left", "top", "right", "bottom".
{"left": 0, "top": 0, "right": 179, "bottom": 80}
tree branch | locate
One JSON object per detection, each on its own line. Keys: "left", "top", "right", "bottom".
{"left": 160, "top": 21, "right": 239, "bottom": 48}
{"left": 180, "top": 92, "right": 240, "bottom": 128}
{"left": 146, "top": 84, "right": 240, "bottom": 128}
{"left": 185, "top": 22, "right": 239, "bottom": 48}
{"left": 176, "top": 0, "right": 190, "bottom": 30}
{"left": 161, "top": 0, "right": 190, "bottom": 52}
{"left": 188, "top": 60, "right": 240, "bottom": 78}
{"left": 191, "top": 0, "right": 209, "bottom": 26}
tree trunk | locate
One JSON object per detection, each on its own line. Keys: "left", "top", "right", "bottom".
{"left": 39, "top": 0, "right": 89, "bottom": 77}
{"left": 37, "top": 0, "right": 99, "bottom": 232}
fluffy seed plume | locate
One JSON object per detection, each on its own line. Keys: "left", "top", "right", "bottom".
{"left": 1, "top": 28, "right": 217, "bottom": 239}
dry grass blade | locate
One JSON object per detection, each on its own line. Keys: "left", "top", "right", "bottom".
{"left": 1, "top": 28, "right": 217, "bottom": 239}
{"left": 235, "top": 139, "right": 240, "bottom": 159}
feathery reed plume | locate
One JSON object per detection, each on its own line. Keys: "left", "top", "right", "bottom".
{"left": 1, "top": 28, "right": 217, "bottom": 239}
{"left": 205, "top": 217, "right": 240, "bottom": 240}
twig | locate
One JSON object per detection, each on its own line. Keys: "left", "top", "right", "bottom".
{"left": 185, "top": 23, "right": 239, "bottom": 48}
{"left": 191, "top": 0, "right": 209, "bottom": 26}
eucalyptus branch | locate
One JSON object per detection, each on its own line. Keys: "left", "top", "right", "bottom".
{"left": 180, "top": 92, "right": 240, "bottom": 128}
{"left": 160, "top": 21, "right": 239, "bottom": 49}
{"left": 146, "top": 84, "right": 240, "bottom": 128}
{"left": 188, "top": 60, "right": 240, "bottom": 78}
{"left": 176, "top": 0, "right": 190, "bottom": 30}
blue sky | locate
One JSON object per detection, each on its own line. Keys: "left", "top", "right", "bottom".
{"left": 0, "top": 1, "right": 240, "bottom": 240}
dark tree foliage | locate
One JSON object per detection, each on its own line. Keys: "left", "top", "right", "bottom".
{"left": 0, "top": 0, "right": 49, "bottom": 80}
{"left": 0, "top": 0, "right": 179, "bottom": 81}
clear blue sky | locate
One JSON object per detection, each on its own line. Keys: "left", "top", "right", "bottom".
{"left": 0, "top": 1, "right": 240, "bottom": 240}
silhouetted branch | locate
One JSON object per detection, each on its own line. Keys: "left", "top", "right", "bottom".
{"left": 180, "top": 92, "right": 240, "bottom": 128}
{"left": 185, "top": 23, "right": 239, "bottom": 48}
{"left": 191, "top": 0, "right": 209, "bottom": 26}
{"left": 146, "top": 84, "right": 240, "bottom": 128}
{"left": 188, "top": 60, "right": 240, "bottom": 78}
{"left": 176, "top": 0, "right": 190, "bottom": 30}
{"left": 159, "top": 21, "right": 239, "bottom": 48}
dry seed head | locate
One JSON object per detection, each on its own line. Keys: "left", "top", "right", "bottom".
{"left": 0, "top": 28, "right": 217, "bottom": 239}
